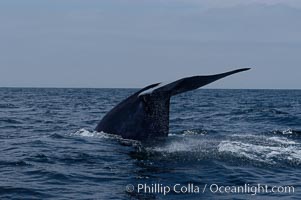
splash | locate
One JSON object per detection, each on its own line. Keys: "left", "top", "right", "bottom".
{"left": 218, "top": 134, "right": 301, "bottom": 165}
{"left": 69, "top": 128, "right": 141, "bottom": 147}
{"left": 70, "top": 128, "right": 118, "bottom": 139}
{"left": 70, "top": 128, "right": 301, "bottom": 166}
{"left": 141, "top": 130, "right": 301, "bottom": 166}
{"left": 281, "top": 128, "right": 293, "bottom": 135}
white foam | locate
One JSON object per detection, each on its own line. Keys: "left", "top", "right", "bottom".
{"left": 268, "top": 136, "right": 297, "bottom": 145}
{"left": 70, "top": 129, "right": 301, "bottom": 165}
{"left": 147, "top": 136, "right": 212, "bottom": 155}
{"left": 168, "top": 130, "right": 206, "bottom": 137}
{"left": 70, "top": 129, "right": 141, "bottom": 147}
{"left": 183, "top": 130, "right": 206, "bottom": 136}
{"left": 70, "top": 128, "right": 118, "bottom": 139}
{"left": 230, "top": 133, "right": 297, "bottom": 145}
{"left": 151, "top": 141, "right": 192, "bottom": 153}
{"left": 218, "top": 140, "right": 301, "bottom": 164}
{"left": 282, "top": 128, "right": 293, "bottom": 135}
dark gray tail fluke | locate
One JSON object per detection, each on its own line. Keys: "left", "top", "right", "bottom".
{"left": 96, "top": 68, "right": 251, "bottom": 140}
{"left": 139, "top": 68, "right": 251, "bottom": 97}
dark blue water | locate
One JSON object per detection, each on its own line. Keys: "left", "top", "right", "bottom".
{"left": 1, "top": 88, "right": 300, "bottom": 199}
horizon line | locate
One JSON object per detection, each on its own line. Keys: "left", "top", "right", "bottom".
{"left": 0, "top": 86, "right": 300, "bottom": 90}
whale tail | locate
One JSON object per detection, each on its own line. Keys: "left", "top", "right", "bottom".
{"left": 96, "top": 68, "right": 250, "bottom": 140}
{"left": 138, "top": 68, "right": 250, "bottom": 97}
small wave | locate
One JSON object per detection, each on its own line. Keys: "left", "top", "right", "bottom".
{"left": 0, "top": 186, "right": 49, "bottom": 198}
{"left": 168, "top": 129, "right": 207, "bottom": 137}
{"left": 0, "top": 103, "right": 18, "bottom": 109}
{"left": 269, "top": 108, "right": 289, "bottom": 115}
{"left": 139, "top": 131, "right": 301, "bottom": 166}
{"left": 26, "top": 153, "right": 54, "bottom": 164}
{"left": 49, "top": 133, "right": 65, "bottom": 139}
{"left": 70, "top": 128, "right": 116, "bottom": 139}
{"left": 218, "top": 140, "right": 301, "bottom": 165}
{"left": 220, "top": 133, "right": 301, "bottom": 165}
{"left": 268, "top": 136, "right": 297, "bottom": 145}
{"left": 0, "top": 118, "right": 23, "bottom": 124}
{"left": 272, "top": 128, "right": 301, "bottom": 138}
{"left": 56, "top": 153, "right": 99, "bottom": 164}
{"left": 231, "top": 108, "right": 289, "bottom": 115}
{"left": 231, "top": 133, "right": 298, "bottom": 145}
{"left": 0, "top": 160, "right": 30, "bottom": 167}
{"left": 69, "top": 129, "right": 140, "bottom": 147}
{"left": 182, "top": 129, "right": 207, "bottom": 136}
{"left": 69, "top": 129, "right": 145, "bottom": 152}
{"left": 283, "top": 128, "right": 294, "bottom": 135}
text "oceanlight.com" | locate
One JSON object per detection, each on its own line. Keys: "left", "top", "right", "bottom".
{"left": 125, "top": 183, "right": 295, "bottom": 196}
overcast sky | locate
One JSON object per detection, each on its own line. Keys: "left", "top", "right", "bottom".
{"left": 0, "top": 0, "right": 300, "bottom": 89}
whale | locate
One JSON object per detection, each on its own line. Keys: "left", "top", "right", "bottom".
{"left": 95, "top": 68, "right": 250, "bottom": 140}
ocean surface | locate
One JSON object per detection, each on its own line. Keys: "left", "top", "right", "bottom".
{"left": 0, "top": 88, "right": 300, "bottom": 200}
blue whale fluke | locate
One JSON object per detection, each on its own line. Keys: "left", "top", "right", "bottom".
{"left": 95, "top": 68, "right": 250, "bottom": 140}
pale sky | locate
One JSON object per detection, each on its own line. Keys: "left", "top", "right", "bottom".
{"left": 0, "top": 0, "right": 300, "bottom": 89}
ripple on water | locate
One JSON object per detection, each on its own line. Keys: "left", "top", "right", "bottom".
{"left": 1, "top": 88, "right": 301, "bottom": 199}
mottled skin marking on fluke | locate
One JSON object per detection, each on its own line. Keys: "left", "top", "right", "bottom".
{"left": 95, "top": 68, "right": 250, "bottom": 140}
